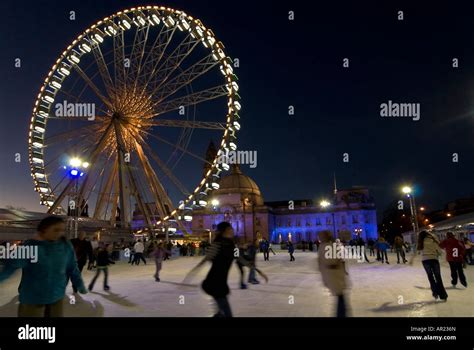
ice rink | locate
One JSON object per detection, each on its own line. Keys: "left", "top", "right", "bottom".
{"left": 0, "top": 251, "right": 472, "bottom": 317}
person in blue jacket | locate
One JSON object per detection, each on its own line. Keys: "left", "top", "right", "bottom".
{"left": 375, "top": 237, "right": 390, "bottom": 264}
{"left": 288, "top": 241, "right": 295, "bottom": 261}
{"left": 0, "top": 216, "right": 87, "bottom": 317}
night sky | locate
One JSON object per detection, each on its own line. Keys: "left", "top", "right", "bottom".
{"left": 1, "top": 0, "right": 473, "bottom": 219}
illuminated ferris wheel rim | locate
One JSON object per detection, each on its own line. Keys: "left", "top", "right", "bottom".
{"left": 28, "top": 5, "right": 241, "bottom": 226}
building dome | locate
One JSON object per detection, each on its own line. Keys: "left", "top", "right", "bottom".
{"left": 214, "top": 165, "right": 264, "bottom": 205}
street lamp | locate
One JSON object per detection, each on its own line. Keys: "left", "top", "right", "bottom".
{"left": 401, "top": 185, "right": 419, "bottom": 242}
{"left": 65, "top": 157, "right": 89, "bottom": 238}
{"left": 209, "top": 199, "right": 220, "bottom": 242}
{"left": 320, "top": 199, "right": 336, "bottom": 238}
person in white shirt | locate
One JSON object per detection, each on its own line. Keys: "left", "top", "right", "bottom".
{"left": 132, "top": 240, "right": 146, "bottom": 265}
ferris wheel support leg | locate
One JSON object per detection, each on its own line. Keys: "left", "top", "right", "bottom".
{"left": 113, "top": 121, "right": 130, "bottom": 228}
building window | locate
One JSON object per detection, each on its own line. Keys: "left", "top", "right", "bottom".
{"left": 316, "top": 217, "right": 321, "bottom": 226}
{"left": 306, "top": 220, "right": 312, "bottom": 227}
{"left": 365, "top": 214, "right": 370, "bottom": 224}
{"left": 341, "top": 215, "right": 346, "bottom": 225}
{"left": 256, "top": 217, "right": 261, "bottom": 226}
{"left": 287, "top": 218, "right": 292, "bottom": 227}
{"left": 296, "top": 219, "right": 301, "bottom": 227}
{"left": 277, "top": 220, "right": 281, "bottom": 228}
{"left": 326, "top": 216, "right": 332, "bottom": 225}
{"left": 352, "top": 215, "right": 359, "bottom": 224}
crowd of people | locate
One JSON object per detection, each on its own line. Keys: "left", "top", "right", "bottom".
{"left": 0, "top": 215, "right": 472, "bottom": 318}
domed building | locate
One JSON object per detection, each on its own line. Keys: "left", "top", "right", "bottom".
{"left": 190, "top": 164, "right": 270, "bottom": 242}
{"left": 133, "top": 142, "right": 378, "bottom": 243}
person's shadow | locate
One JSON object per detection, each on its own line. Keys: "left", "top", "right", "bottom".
{"left": 369, "top": 300, "right": 439, "bottom": 313}
{"left": 88, "top": 290, "right": 136, "bottom": 308}
{"left": 0, "top": 294, "right": 105, "bottom": 317}
{"left": 64, "top": 293, "right": 104, "bottom": 317}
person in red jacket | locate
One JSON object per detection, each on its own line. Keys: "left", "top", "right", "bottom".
{"left": 439, "top": 232, "right": 467, "bottom": 288}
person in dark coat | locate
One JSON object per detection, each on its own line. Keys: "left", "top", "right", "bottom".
{"left": 440, "top": 232, "right": 467, "bottom": 288}
{"left": 185, "top": 222, "right": 268, "bottom": 317}
{"left": 288, "top": 241, "right": 295, "bottom": 261}
{"left": 88, "top": 242, "right": 115, "bottom": 291}
{"left": 71, "top": 232, "right": 93, "bottom": 273}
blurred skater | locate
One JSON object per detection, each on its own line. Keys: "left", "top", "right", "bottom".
{"left": 184, "top": 222, "right": 268, "bottom": 317}
{"left": 88, "top": 242, "right": 115, "bottom": 291}
{"left": 152, "top": 242, "right": 170, "bottom": 282}
{"left": 440, "top": 232, "right": 467, "bottom": 288}
{"left": 288, "top": 241, "right": 295, "bottom": 261}
{"left": 133, "top": 240, "right": 146, "bottom": 265}
{"left": 375, "top": 237, "right": 390, "bottom": 264}
{"left": 0, "top": 216, "right": 87, "bottom": 317}
{"left": 394, "top": 235, "right": 408, "bottom": 264}
{"left": 318, "top": 230, "right": 349, "bottom": 317}
{"left": 418, "top": 231, "right": 448, "bottom": 301}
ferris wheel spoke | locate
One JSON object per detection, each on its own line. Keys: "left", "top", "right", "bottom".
{"left": 139, "top": 140, "right": 190, "bottom": 196}
{"left": 55, "top": 89, "right": 111, "bottom": 116}
{"left": 93, "top": 158, "right": 117, "bottom": 219}
{"left": 135, "top": 142, "right": 174, "bottom": 222}
{"left": 44, "top": 124, "right": 97, "bottom": 147}
{"left": 72, "top": 65, "right": 114, "bottom": 109}
{"left": 89, "top": 41, "right": 116, "bottom": 100}
{"left": 113, "top": 30, "right": 127, "bottom": 92}
{"left": 151, "top": 54, "right": 219, "bottom": 104}
{"left": 146, "top": 33, "right": 200, "bottom": 95}
{"left": 125, "top": 156, "right": 154, "bottom": 229}
{"left": 146, "top": 119, "right": 226, "bottom": 130}
{"left": 139, "top": 25, "right": 177, "bottom": 91}
{"left": 126, "top": 23, "right": 150, "bottom": 88}
{"left": 147, "top": 85, "right": 228, "bottom": 117}
{"left": 140, "top": 128, "right": 212, "bottom": 165}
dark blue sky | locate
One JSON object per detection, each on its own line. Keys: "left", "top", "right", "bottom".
{"left": 0, "top": 0, "right": 473, "bottom": 216}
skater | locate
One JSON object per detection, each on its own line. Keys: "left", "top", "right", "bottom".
{"left": 356, "top": 236, "right": 370, "bottom": 263}
{"left": 308, "top": 240, "right": 314, "bottom": 252}
{"left": 318, "top": 230, "right": 349, "bottom": 317}
{"left": 262, "top": 239, "right": 270, "bottom": 261}
{"left": 0, "top": 216, "right": 87, "bottom": 317}
{"left": 184, "top": 222, "right": 268, "bottom": 317}
{"left": 288, "top": 241, "right": 295, "bottom": 261}
{"left": 88, "top": 235, "right": 99, "bottom": 269}
{"left": 247, "top": 239, "right": 260, "bottom": 284}
{"left": 88, "top": 242, "right": 115, "bottom": 291}
{"left": 463, "top": 237, "right": 473, "bottom": 266}
{"left": 394, "top": 235, "right": 407, "bottom": 264}
{"left": 375, "top": 237, "right": 390, "bottom": 264}
{"left": 133, "top": 239, "right": 146, "bottom": 265}
{"left": 417, "top": 230, "right": 448, "bottom": 301}
{"left": 71, "top": 231, "right": 93, "bottom": 273}
{"left": 367, "top": 238, "right": 375, "bottom": 256}
{"left": 235, "top": 240, "right": 248, "bottom": 289}
{"left": 152, "top": 242, "right": 170, "bottom": 282}
{"left": 440, "top": 232, "right": 467, "bottom": 288}
{"left": 70, "top": 231, "right": 93, "bottom": 293}
{"left": 269, "top": 241, "right": 276, "bottom": 256}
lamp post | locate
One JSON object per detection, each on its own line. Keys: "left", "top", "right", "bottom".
{"left": 209, "top": 199, "right": 219, "bottom": 243}
{"left": 65, "top": 157, "right": 89, "bottom": 239}
{"left": 402, "top": 186, "right": 419, "bottom": 243}
{"left": 320, "top": 200, "right": 337, "bottom": 238}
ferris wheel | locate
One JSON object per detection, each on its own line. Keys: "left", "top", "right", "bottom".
{"left": 28, "top": 6, "right": 240, "bottom": 232}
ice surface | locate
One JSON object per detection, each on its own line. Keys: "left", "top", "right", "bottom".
{"left": 0, "top": 251, "right": 472, "bottom": 317}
